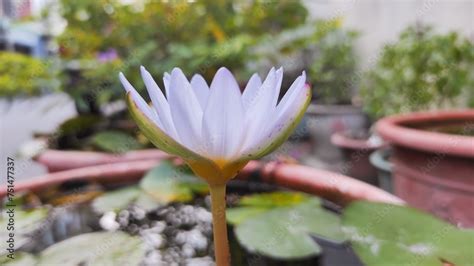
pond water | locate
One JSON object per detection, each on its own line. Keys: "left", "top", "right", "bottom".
{"left": 2, "top": 180, "right": 362, "bottom": 266}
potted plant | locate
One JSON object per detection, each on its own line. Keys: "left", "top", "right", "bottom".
{"left": 360, "top": 24, "right": 474, "bottom": 195}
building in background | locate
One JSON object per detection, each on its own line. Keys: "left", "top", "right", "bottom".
{"left": 0, "top": 0, "right": 52, "bottom": 58}
{"left": 1, "top": 0, "right": 32, "bottom": 19}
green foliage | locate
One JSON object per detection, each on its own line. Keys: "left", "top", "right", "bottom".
{"left": 310, "top": 25, "right": 358, "bottom": 104}
{"left": 361, "top": 25, "right": 474, "bottom": 118}
{"left": 0, "top": 52, "right": 57, "bottom": 97}
{"left": 140, "top": 161, "right": 208, "bottom": 203}
{"left": 38, "top": 232, "right": 146, "bottom": 265}
{"left": 230, "top": 194, "right": 346, "bottom": 259}
{"left": 91, "top": 186, "right": 157, "bottom": 213}
{"left": 56, "top": 0, "right": 357, "bottom": 111}
{"left": 250, "top": 18, "right": 358, "bottom": 104}
{"left": 90, "top": 130, "right": 142, "bottom": 153}
{"left": 239, "top": 191, "right": 311, "bottom": 208}
{"left": 343, "top": 201, "right": 474, "bottom": 266}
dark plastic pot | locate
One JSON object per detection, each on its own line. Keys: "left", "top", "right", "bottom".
{"left": 330, "top": 132, "right": 382, "bottom": 186}
{"left": 369, "top": 148, "right": 393, "bottom": 193}
{"left": 376, "top": 110, "right": 474, "bottom": 228}
{"left": 305, "top": 104, "right": 370, "bottom": 163}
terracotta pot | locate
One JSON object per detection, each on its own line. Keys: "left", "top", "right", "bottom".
{"left": 34, "top": 149, "right": 170, "bottom": 172}
{"left": 376, "top": 110, "right": 474, "bottom": 227}
{"left": 330, "top": 132, "right": 381, "bottom": 185}
{"left": 1, "top": 159, "right": 403, "bottom": 207}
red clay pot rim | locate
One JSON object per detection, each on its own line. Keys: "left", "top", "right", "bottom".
{"left": 376, "top": 110, "right": 474, "bottom": 158}
{"left": 330, "top": 132, "right": 381, "bottom": 150}
{"left": 2, "top": 159, "right": 403, "bottom": 207}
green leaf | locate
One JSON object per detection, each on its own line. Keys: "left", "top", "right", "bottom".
{"left": 90, "top": 130, "right": 142, "bottom": 153}
{"left": 226, "top": 207, "right": 268, "bottom": 225}
{"left": 239, "top": 191, "right": 313, "bottom": 208}
{"left": 92, "top": 186, "right": 164, "bottom": 213}
{"left": 234, "top": 199, "right": 346, "bottom": 259}
{"left": 0, "top": 252, "right": 37, "bottom": 266}
{"left": 342, "top": 201, "right": 474, "bottom": 266}
{"left": 58, "top": 115, "right": 102, "bottom": 136}
{"left": 38, "top": 232, "right": 145, "bottom": 266}
{"left": 227, "top": 192, "right": 314, "bottom": 226}
{"left": 139, "top": 161, "right": 208, "bottom": 203}
{"left": 92, "top": 186, "right": 142, "bottom": 213}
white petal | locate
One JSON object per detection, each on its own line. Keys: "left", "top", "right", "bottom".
{"left": 119, "top": 72, "right": 163, "bottom": 129}
{"left": 240, "top": 68, "right": 278, "bottom": 152}
{"left": 140, "top": 66, "right": 179, "bottom": 141}
{"left": 241, "top": 73, "right": 262, "bottom": 110}
{"left": 163, "top": 72, "right": 171, "bottom": 98}
{"left": 190, "top": 74, "right": 210, "bottom": 109}
{"left": 276, "top": 71, "right": 306, "bottom": 113}
{"left": 167, "top": 68, "right": 203, "bottom": 153}
{"left": 273, "top": 67, "right": 283, "bottom": 106}
{"left": 202, "top": 67, "right": 245, "bottom": 159}
{"left": 245, "top": 72, "right": 308, "bottom": 156}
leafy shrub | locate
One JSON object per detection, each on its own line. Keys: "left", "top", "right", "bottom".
{"left": 360, "top": 25, "right": 474, "bottom": 118}
{"left": 55, "top": 0, "right": 310, "bottom": 113}
{"left": 0, "top": 52, "right": 56, "bottom": 97}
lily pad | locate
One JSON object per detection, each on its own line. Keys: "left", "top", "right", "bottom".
{"left": 227, "top": 192, "right": 313, "bottom": 225}
{"left": 227, "top": 207, "right": 269, "bottom": 225}
{"left": 239, "top": 191, "right": 312, "bottom": 207}
{"left": 90, "top": 130, "right": 142, "bottom": 153}
{"left": 0, "top": 252, "right": 37, "bottom": 265}
{"left": 38, "top": 231, "right": 145, "bottom": 266}
{"left": 139, "top": 161, "right": 208, "bottom": 203}
{"left": 342, "top": 201, "right": 474, "bottom": 266}
{"left": 234, "top": 198, "right": 346, "bottom": 260}
{"left": 92, "top": 186, "right": 162, "bottom": 213}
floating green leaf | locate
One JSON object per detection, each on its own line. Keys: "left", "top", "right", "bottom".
{"left": 139, "top": 161, "right": 208, "bottom": 203}
{"left": 0, "top": 252, "right": 37, "bottom": 266}
{"left": 239, "top": 191, "right": 312, "bottom": 208}
{"left": 90, "top": 130, "right": 142, "bottom": 153}
{"left": 227, "top": 192, "right": 313, "bottom": 226}
{"left": 234, "top": 198, "right": 346, "bottom": 260}
{"left": 92, "top": 186, "right": 141, "bottom": 213}
{"left": 38, "top": 231, "right": 145, "bottom": 266}
{"left": 342, "top": 201, "right": 474, "bottom": 266}
{"left": 92, "top": 186, "right": 164, "bottom": 213}
{"left": 227, "top": 207, "right": 268, "bottom": 226}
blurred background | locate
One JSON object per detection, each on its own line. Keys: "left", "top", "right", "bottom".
{"left": 1, "top": 1, "right": 474, "bottom": 265}
{"left": 0, "top": 0, "right": 473, "bottom": 182}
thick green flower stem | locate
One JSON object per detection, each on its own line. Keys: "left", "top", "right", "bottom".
{"left": 209, "top": 184, "right": 230, "bottom": 266}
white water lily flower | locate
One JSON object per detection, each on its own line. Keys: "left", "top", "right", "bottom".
{"left": 120, "top": 66, "right": 310, "bottom": 185}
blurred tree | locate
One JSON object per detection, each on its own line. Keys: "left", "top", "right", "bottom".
{"left": 57, "top": 0, "right": 357, "bottom": 114}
